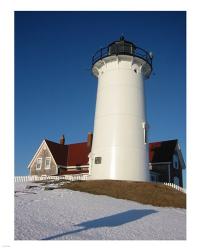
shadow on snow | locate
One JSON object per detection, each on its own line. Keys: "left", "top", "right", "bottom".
{"left": 42, "top": 209, "right": 157, "bottom": 240}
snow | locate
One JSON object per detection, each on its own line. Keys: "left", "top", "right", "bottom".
{"left": 15, "top": 182, "right": 186, "bottom": 240}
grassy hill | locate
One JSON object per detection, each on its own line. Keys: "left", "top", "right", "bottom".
{"left": 61, "top": 180, "right": 186, "bottom": 208}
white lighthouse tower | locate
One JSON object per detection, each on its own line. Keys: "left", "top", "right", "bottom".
{"left": 89, "top": 36, "right": 153, "bottom": 181}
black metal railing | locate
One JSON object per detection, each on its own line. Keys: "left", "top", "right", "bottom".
{"left": 92, "top": 45, "right": 153, "bottom": 69}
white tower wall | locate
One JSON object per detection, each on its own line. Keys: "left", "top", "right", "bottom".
{"left": 90, "top": 53, "right": 151, "bottom": 181}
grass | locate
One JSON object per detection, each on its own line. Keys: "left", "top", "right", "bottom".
{"left": 61, "top": 180, "right": 186, "bottom": 208}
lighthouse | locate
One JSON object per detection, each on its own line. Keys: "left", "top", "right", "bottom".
{"left": 89, "top": 36, "right": 153, "bottom": 181}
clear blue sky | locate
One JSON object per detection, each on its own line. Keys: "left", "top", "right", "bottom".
{"left": 15, "top": 11, "right": 186, "bottom": 185}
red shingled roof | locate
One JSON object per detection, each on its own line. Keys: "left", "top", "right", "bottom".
{"left": 45, "top": 140, "right": 90, "bottom": 166}
{"left": 149, "top": 139, "right": 177, "bottom": 163}
{"left": 67, "top": 142, "right": 90, "bottom": 166}
{"left": 45, "top": 140, "right": 68, "bottom": 166}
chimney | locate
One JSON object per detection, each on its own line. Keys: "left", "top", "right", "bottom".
{"left": 60, "top": 134, "right": 65, "bottom": 145}
{"left": 87, "top": 132, "right": 93, "bottom": 148}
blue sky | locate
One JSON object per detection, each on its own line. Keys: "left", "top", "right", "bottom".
{"left": 15, "top": 11, "right": 186, "bottom": 185}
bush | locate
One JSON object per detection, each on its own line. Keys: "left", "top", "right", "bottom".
{"left": 61, "top": 180, "right": 186, "bottom": 208}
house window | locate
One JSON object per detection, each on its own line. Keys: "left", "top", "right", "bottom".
{"left": 95, "top": 157, "right": 102, "bottom": 164}
{"left": 150, "top": 173, "right": 158, "bottom": 182}
{"left": 45, "top": 157, "right": 51, "bottom": 169}
{"left": 173, "top": 154, "right": 179, "bottom": 169}
{"left": 76, "top": 165, "right": 81, "bottom": 171}
{"left": 36, "top": 158, "right": 42, "bottom": 170}
{"left": 174, "top": 176, "right": 179, "bottom": 186}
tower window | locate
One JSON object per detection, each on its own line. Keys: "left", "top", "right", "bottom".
{"left": 143, "top": 122, "right": 148, "bottom": 144}
{"left": 144, "top": 127, "right": 147, "bottom": 144}
{"left": 95, "top": 157, "right": 102, "bottom": 164}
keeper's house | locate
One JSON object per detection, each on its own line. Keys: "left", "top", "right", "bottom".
{"left": 27, "top": 133, "right": 185, "bottom": 187}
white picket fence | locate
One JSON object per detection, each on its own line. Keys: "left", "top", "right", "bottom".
{"left": 14, "top": 174, "right": 89, "bottom": 183}
{"left": 14, "top": 176, "right": 186, "bottom": 193}
{"left": 163, "top": 182, "right": 186, "bottom": 193}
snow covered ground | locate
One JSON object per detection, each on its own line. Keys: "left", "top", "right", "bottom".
{"left": 15, "top": 182, "right": 186, "bottom": 240}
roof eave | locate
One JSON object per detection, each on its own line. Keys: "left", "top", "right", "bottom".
{"left": 27, "top": 140, "right": 46, "bottom": 169}
{"left": 27, "top": 140, "right": 58, "bottom": 169}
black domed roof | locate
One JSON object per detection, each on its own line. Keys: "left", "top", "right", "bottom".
{"left": 92, "top": 37, "right": 153, "bottom": 78}
{"left": 108, "top": 36, "right": 136, "bottom": 56}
